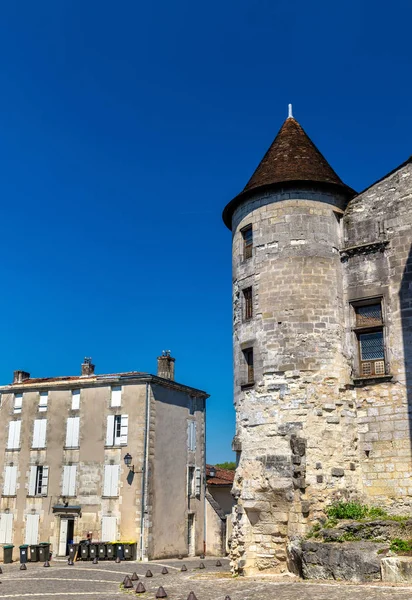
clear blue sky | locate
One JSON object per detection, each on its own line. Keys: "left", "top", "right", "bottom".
{"left": 0, "top": 1, "right": 410, "bottom": 463}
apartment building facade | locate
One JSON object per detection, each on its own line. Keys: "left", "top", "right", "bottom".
{"left": 0, "top": 354, "right": 208, "bottom": 560}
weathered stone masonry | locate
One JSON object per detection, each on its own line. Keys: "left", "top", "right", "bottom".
{"left": 223, "top": 114, "right": 412, "bottom": 575}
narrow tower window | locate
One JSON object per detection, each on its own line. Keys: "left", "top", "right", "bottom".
{"left": 242, "top": 225, "right": 253, "bottom": 260}
{"left": 243, "top": 348, "right": 254, "bottom": 384}
{"left": 243, "top": 287, "right": 253, "bottom": 320}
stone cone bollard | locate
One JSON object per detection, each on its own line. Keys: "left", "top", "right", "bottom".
{"left": 161, "top": 567, "right": 168, "bottom": 575}
{"left": 115, "top": 556, "right": 121, "bottom": 564}
{"left": 0, "top": 567, "right": 3, "bottom": 574}
{"left": 68, "top": 558, "right": 74, "bottom": 566}
{"left": 200, "top": 554, "right": 205, "bottom": 559}
{"left": 199, "top": 562, "right": 205, "bottom": 569}
{"left": 216, "top": 560, "right": 222, "bottom": 567}
{"left": 187, "top": 592, "right": 198, "bottom": 600}
{"left": 225, "top": 596, "right": 231, "bottom": 600}
{"left": 20, "top": 564, "right": 27, "bottom": 571}
{"left": 92, "top": 557, "right": 98, "bottom": 565}
{"left": 181, "top": 564, "right": 187, "bottom": 572}
{"left": 131, "top": 572, "right": 139, "bottom": 581}
{"left": 156, "top": 586, "right": 167, "bottom": 598}
{"left": 145, "top": 569, "right": 153, "bottom": 577}
{"left": 178, "top": 554, "right": 183, "bottom": 560}
{"left": 135, "top": 581, "right": 146, "bottom": 594}
{"left": 44, "top": 560, "right": 50, "bottom": 567}
{"left": 123, "top": 576, "right": 134, "bottom": 589}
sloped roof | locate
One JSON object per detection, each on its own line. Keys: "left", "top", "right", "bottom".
{"left": 206, "top": 464, "right": 235, "bottom": 486}
{"left": 223, "top": 116, "right": 355, "bottom": 228}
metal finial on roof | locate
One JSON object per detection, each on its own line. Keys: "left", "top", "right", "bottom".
{"left": 288, "top": 104, "right": 293, "bottom": 119}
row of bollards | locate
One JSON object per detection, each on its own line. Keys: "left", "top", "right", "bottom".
{"left": 19, "top": 560, "right": 50, "bottom": 570}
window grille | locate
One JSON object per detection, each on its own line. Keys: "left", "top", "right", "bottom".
{"left": 353, "top": 299, "right": 387, "bottom": 377}
{"left": 242, "top": 226, "right": 253, "bottom": 260}
{"left": 243, "top": 287, "right": 253, "bottom": 320}
{"left": 243, "top": 348, "right": 254, "bottom": 384}
{"left": 355, "top": 304, "right": 382, "bottom": 327}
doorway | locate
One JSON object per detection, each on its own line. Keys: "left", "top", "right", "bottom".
{"left": 58, "top": 518, "right": 74, "bottom": 556}
{"left": 187, "top": 513, "right": 195, "bottom": 556}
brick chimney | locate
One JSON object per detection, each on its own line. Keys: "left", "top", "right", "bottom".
{"left": 157, "top": 351, "right": 175, "bottom": 381}
{"left": 13, "top": 370, "right": 30, "bottom": 384}
{"left": 81, "top": 357, "right": 95, "bottom": 376}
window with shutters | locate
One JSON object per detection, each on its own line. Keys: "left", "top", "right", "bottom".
{"left": 32, "top": 419, "right": 47, "bottom": 449}
{"left": 7, "top": 420, "right": 21, "bottom": 450}
{"left": 241, "top": 225, "right": 253, "bottom": 260}
{"left": 187, "top": 421, "right": 196, "bottom": 452}
{"left": 187, "top": 466, "right": 195, "bottom": 497}
{"left": 3, "top": 466, "right": 17, "bottom": 496}
{"left": 62, "top": 465, "right": 77, "bottom": 496}
{"left": 24, "top": 514, "right": 39, "bottom": 545}
{"left": 103, "top": 464, "right": 120, "bottom": 497}
{"left": 351, "top": 299, "right": 388, "bottom": 378}
{"left": 243, "top": 287, "right": 253, "bottom": 320}
{"left": 0, "top": 513, "right": 13, "bottom": 544}
{"left": 101, "top": 516, "right": 117, "bottom": 542}
{"left": 105, "top": 414, "right": 128, "bottom": 446}
{"left": 14, "top": 394, "right": 23, "bottom": 414}
{"left": 195, "top": 467, "right": 201, "bottom": 497}
{"left": 71, "top": 390, "right": 80, "bottom": 410}
{"left": 65, "top": 417, "right": 80, "bottom": 448}
{"left": 28, "top": 466, "right": 49, "bottom": 496}
{"left": 39, "top": 392, "right": 48, "bottom": 412}
{"left": 110, "top": 386, "right": 122, "bottom": 407}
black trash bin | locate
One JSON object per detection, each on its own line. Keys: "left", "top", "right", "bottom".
{"left": 106, "top": 543, "right": 114, "bottom": 560}
{"left": 29, "top": 545, "right": 39, "bottom": 562}
{"left": 80, "top": 543, "right": 89, "bottom": 560}
{"left": 97, "top": 543, "right": 106, "bottom": 560}
{"left": 38, "top": 543, "right": 50, "bottom": 562}
{"left": 124, "top": 544, "right": 133, "bottom": 560}
{"left": 115, "top": 543, "right": 125, "bottom": 560}
{"left": 3, "top": 545, "right": 14, "bottom": 564}
{"left": 68, "top": 543, "right": 78, "bottom": 561}
{"left": 89, "top": 544, "right": 98, "bottom": 559}
{"left": 19, "top": 545, "right": 29, "bottom": 564}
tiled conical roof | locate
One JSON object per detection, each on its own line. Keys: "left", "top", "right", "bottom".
{"left": 223, "top": 115, "right": 355, "bottom": 228}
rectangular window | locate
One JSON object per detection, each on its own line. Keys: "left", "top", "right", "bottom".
{"left": 103, "top": 464, "right": 120, "bottom": 497}
{"left": 32, "top": 419, "right": 47, "bottom": 449}
{"left": 0, "top": 513, "right": 13, "bottom": 544}
{"left": 39, "top": 392, "right": 48, "bottom": 412}
{"left": 14, "top": 394, "right": 23, "bottom": 414}
{"left": 242, "top": 225, "right": 253, "bottom": 260}
{"left": 65, "top": 417, "right": 80, "bottom": 448}
{"left": 106, "top": 415, "right": 128, "bottom": 446}
{"left": 101, "top": 516, "right": 117, "bottom": 542}
{"left": 110, "top": 386, "right": 122, "bottom": 407}
{"left": 24, "top": 514, "right": 39, "bottom": 545}
{"left": 62, "top": 465, "right": 77, "bottom": 496}
{"left": 187, "top": 421, "right": 196, "bottom": 452}
{"left": 3, "top": 466, "right": 17, "bottom": 496}
{"left": 71, "top": 390, "right": 80, "bottom": 410}
{"left": 195, "top": 467, "right": 201, "bottom": 497}
{"left": 7, "top": 421, "right": 21, "bottom": 450}
{"left": 29, "top": 466, "right": 49, "bottom": 496}
{"left": 187, "top": 466, "right": 195, "bottom": 496}
{"left": 353, "top": 300, "right": 386, "bottom": 377}
{"left": 243, "top": 287, "right": 253, "bottom": 320}
{"left": 243, "top": 348, "right": 254, "bottom": 384}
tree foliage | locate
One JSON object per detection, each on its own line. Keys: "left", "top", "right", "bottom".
{"left": 215, "top": 461, "right": 236, "bottom": 471}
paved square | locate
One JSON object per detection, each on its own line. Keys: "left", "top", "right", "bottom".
{"left": 1, "top": 557, "right": 412, "bottom": 600}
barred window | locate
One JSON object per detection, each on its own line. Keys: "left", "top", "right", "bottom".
{"left": 243, "top": 348, "right": 254, "bottom": 384}
{"left": 242, "top": 226, "right": 253, "bottom": 260}
{"left": 243, "top": 287, "right": 253, "bottom": 320}
{"left": 352, "top": 299, "right": 387, "bottom": 377}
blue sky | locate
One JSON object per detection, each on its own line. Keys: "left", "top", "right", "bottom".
{"left": 0, "top": 1, "right": 411, "bottom": 463}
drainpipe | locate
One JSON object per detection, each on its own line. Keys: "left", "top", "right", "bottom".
{"left": 140, "top": 382, "right": 150, "bottom": 560}
{"left": 203, "top": 397, "right": 207, "bottom": 556}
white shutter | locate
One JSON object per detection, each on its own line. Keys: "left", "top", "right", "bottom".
{"left": 66, "top": 417, "right": 79, "bottom": 447}
{"left": 188, "top": 421, "right": 196, "bottom": 451}
{"left": 7, "top": 421, "right": 21, "bottom": 450}
{"left": 62, "top": 466, "right": 70, "bottom": 495}
{"left": 39, "top": 392, "right": 48, "bottom": 412}
{"left": 71, "top": 390, "right": 80, "bottom": 410}
{"left": 24, "top": 514, "right": 39, "bottom": 545}
{"left": 119, "top": 415, "right": 128, "bottom": 445}
{"left": 63, "top": 465, "right": 76, "bottom": 496}
{"left": 40, "top": 420, "right": 47, "bottom": 447}
{"left": 4, "top": 466, "right": 17, "bottom": 495}
{"left": 103, "top": 465, "right": 111, "bottom": 497}
{"left": 101, "top": 516, "right": 116, "bottom": 542}
{"left": 0, "top": 513, "right": 13, "bottom": 544}
{"left": 111, "top": 386, "right": 122, "bottom": 407}
{"left": 103, "top": 465, "right": 119, "bottom": 497}
{"left": 33, "top": 420, "right": 47, "bottom": 448}
{"left": 106, "top": 415, "right": 115, "bottom": 446}
{"left": 195, "top": 467, "right": 201, "bottom": 497}
{"left": 14, "top": 394, "right": 23, "bottom": 413}
{"left": 41, "top": 466, "right": 49, "bottom": 496}
{"left": 29, "top": 467, "right": 37, "bottom": 496}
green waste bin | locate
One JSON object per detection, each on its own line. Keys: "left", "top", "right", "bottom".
{"left": 106, "top": 544, "right": 114, "bottom": 559}
{"left": 19, "top": 545, "right": 29, "bottom": 564}
{"left": 124, "top": 543, "right": 134, "bottom": 560}
{"left": 29, "top": 545, "right": 39, "bottom": 562}
{"left": 80, "top": 544, "right": 89, "bottom": 560}
{"left": 3, "top": 545, "right": 14, "bottom": 564}
{"left": 97, "top": 543, "right": 106, "bottom": 559}
{"left": 89, "top": 544, "right": 97, "bottom": 559}
{"left": 38, "top": 543, "right": 50, "bottom": 562}
{"left": 68, "top": 543, "right": 78, "bottom": 561}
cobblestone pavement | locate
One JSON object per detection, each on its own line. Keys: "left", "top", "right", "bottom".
{"left": 1, "top": 557, "right": 412, "bottom": 600}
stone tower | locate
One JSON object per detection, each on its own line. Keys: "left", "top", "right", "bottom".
{"left": 223, "top": 110, "right": 412, "bottom": 574}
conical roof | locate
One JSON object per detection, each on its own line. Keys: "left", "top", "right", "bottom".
{"left": 223, "top": 115, "right": 355, "bottom": 228}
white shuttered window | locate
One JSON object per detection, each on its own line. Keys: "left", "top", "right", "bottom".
{"left": 103, "top": 464, "right": 120, "bottom": 497}
{"left": 0, "top": 513, "right": 13, "bottom": 544}
{"left": 110, "top": 386, "right": 122, "bottom": 407}
{"left": 14, "top": 394, "right": 23, "bottom": 414}
{"left": 71, "top": 390, "right": 80, "bottom": 410}
{"left": 7, "top": 421, "right": 21, "bottom": 450}
{"left": 187, "top": 421, "right": 196, "bottom": 451}
{"left": 29, "top": 466, "right": 49, "bottom": 496}
{"left": 106, "top": 415, "right": 128, "bottom": 446}
{"left": 39, "top": 392, "right": 48, "bottom": 412}
{"left": 32, "top": 420, "right": 47, "bottom": 449}
{"left": 3, "top": 466, "right": 17, "bottom": 496}
{"left": 65, "top": 417, "right": 80, "bottom": 448}
{"left": 62, "top": 465, "right": 77, "bottom": 496}
{"left": 24, "top": 514, "right": 39, "bottom": 545}
{"left": 195, "top": 467, "right": 201, "bottom": 497}
{"left": 101, "top": 516, "right": 116, "bottom": 542}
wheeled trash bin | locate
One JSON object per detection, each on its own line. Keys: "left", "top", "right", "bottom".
{"left": 29, "top": 545, "right": 39, "bottom": 562}
{"left": 115, "top": 543, "right": 125, "bottom": 560}
{"left": 38, "top": 543, "right": 51, "bottom": 562}
{"left": 89, "top": 544, "right": 98, "bottom": 560}
{"left": 80, "top": 543, "right": 89, "bottom": 560}
{"left": 3, "top": 545, "right": 14, "bottom": 564}
{"left": 97, "top": 543, "right": 106, "bottom": 560}
{"left": 106, "top": 543, "right": 114, "bottom": 559}
{"left": 124, "top": 543, "right": 134, "bottom": 560}
{"left": 68, "top": 543, "right": 78, "bottom": 561}
{"left": 19, "top": 545, "right": 29, "bottom": 564}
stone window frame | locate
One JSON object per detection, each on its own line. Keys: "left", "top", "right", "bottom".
{"left": 241, "top": 347, "right": 254, "bottom": 387}
{"left": 241, "top": 224, "right": 253, "bottom": 261}
{"left": 242, "top": 286, "right": 253, "bottom": 321}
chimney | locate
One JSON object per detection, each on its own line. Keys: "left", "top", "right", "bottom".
{"left": 157, "top": 351, "right": 175, "bottom": 381}
{"left": 81, "top": 357, "right": 95, "bottom": 377}
{"left": 13, "top": 370, "right": 30, "bottom": 384}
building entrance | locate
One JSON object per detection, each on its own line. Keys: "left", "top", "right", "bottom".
{"left": 58, "top": 518, "right": 74, "bottom": 556}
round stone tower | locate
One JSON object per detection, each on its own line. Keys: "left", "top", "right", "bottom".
{"left": 223, "top": 110, "right": 356, "bottom": 575}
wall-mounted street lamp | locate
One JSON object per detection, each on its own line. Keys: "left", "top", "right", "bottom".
{"left": 209, "top": 466, "right": 216, "bottom": 478}
{"left": 124, "top": 453, "right": 142, "bottom": 474}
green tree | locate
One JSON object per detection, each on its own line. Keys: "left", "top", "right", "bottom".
{"left": 215, "top": 461, "right": 236, "bottom": 471}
